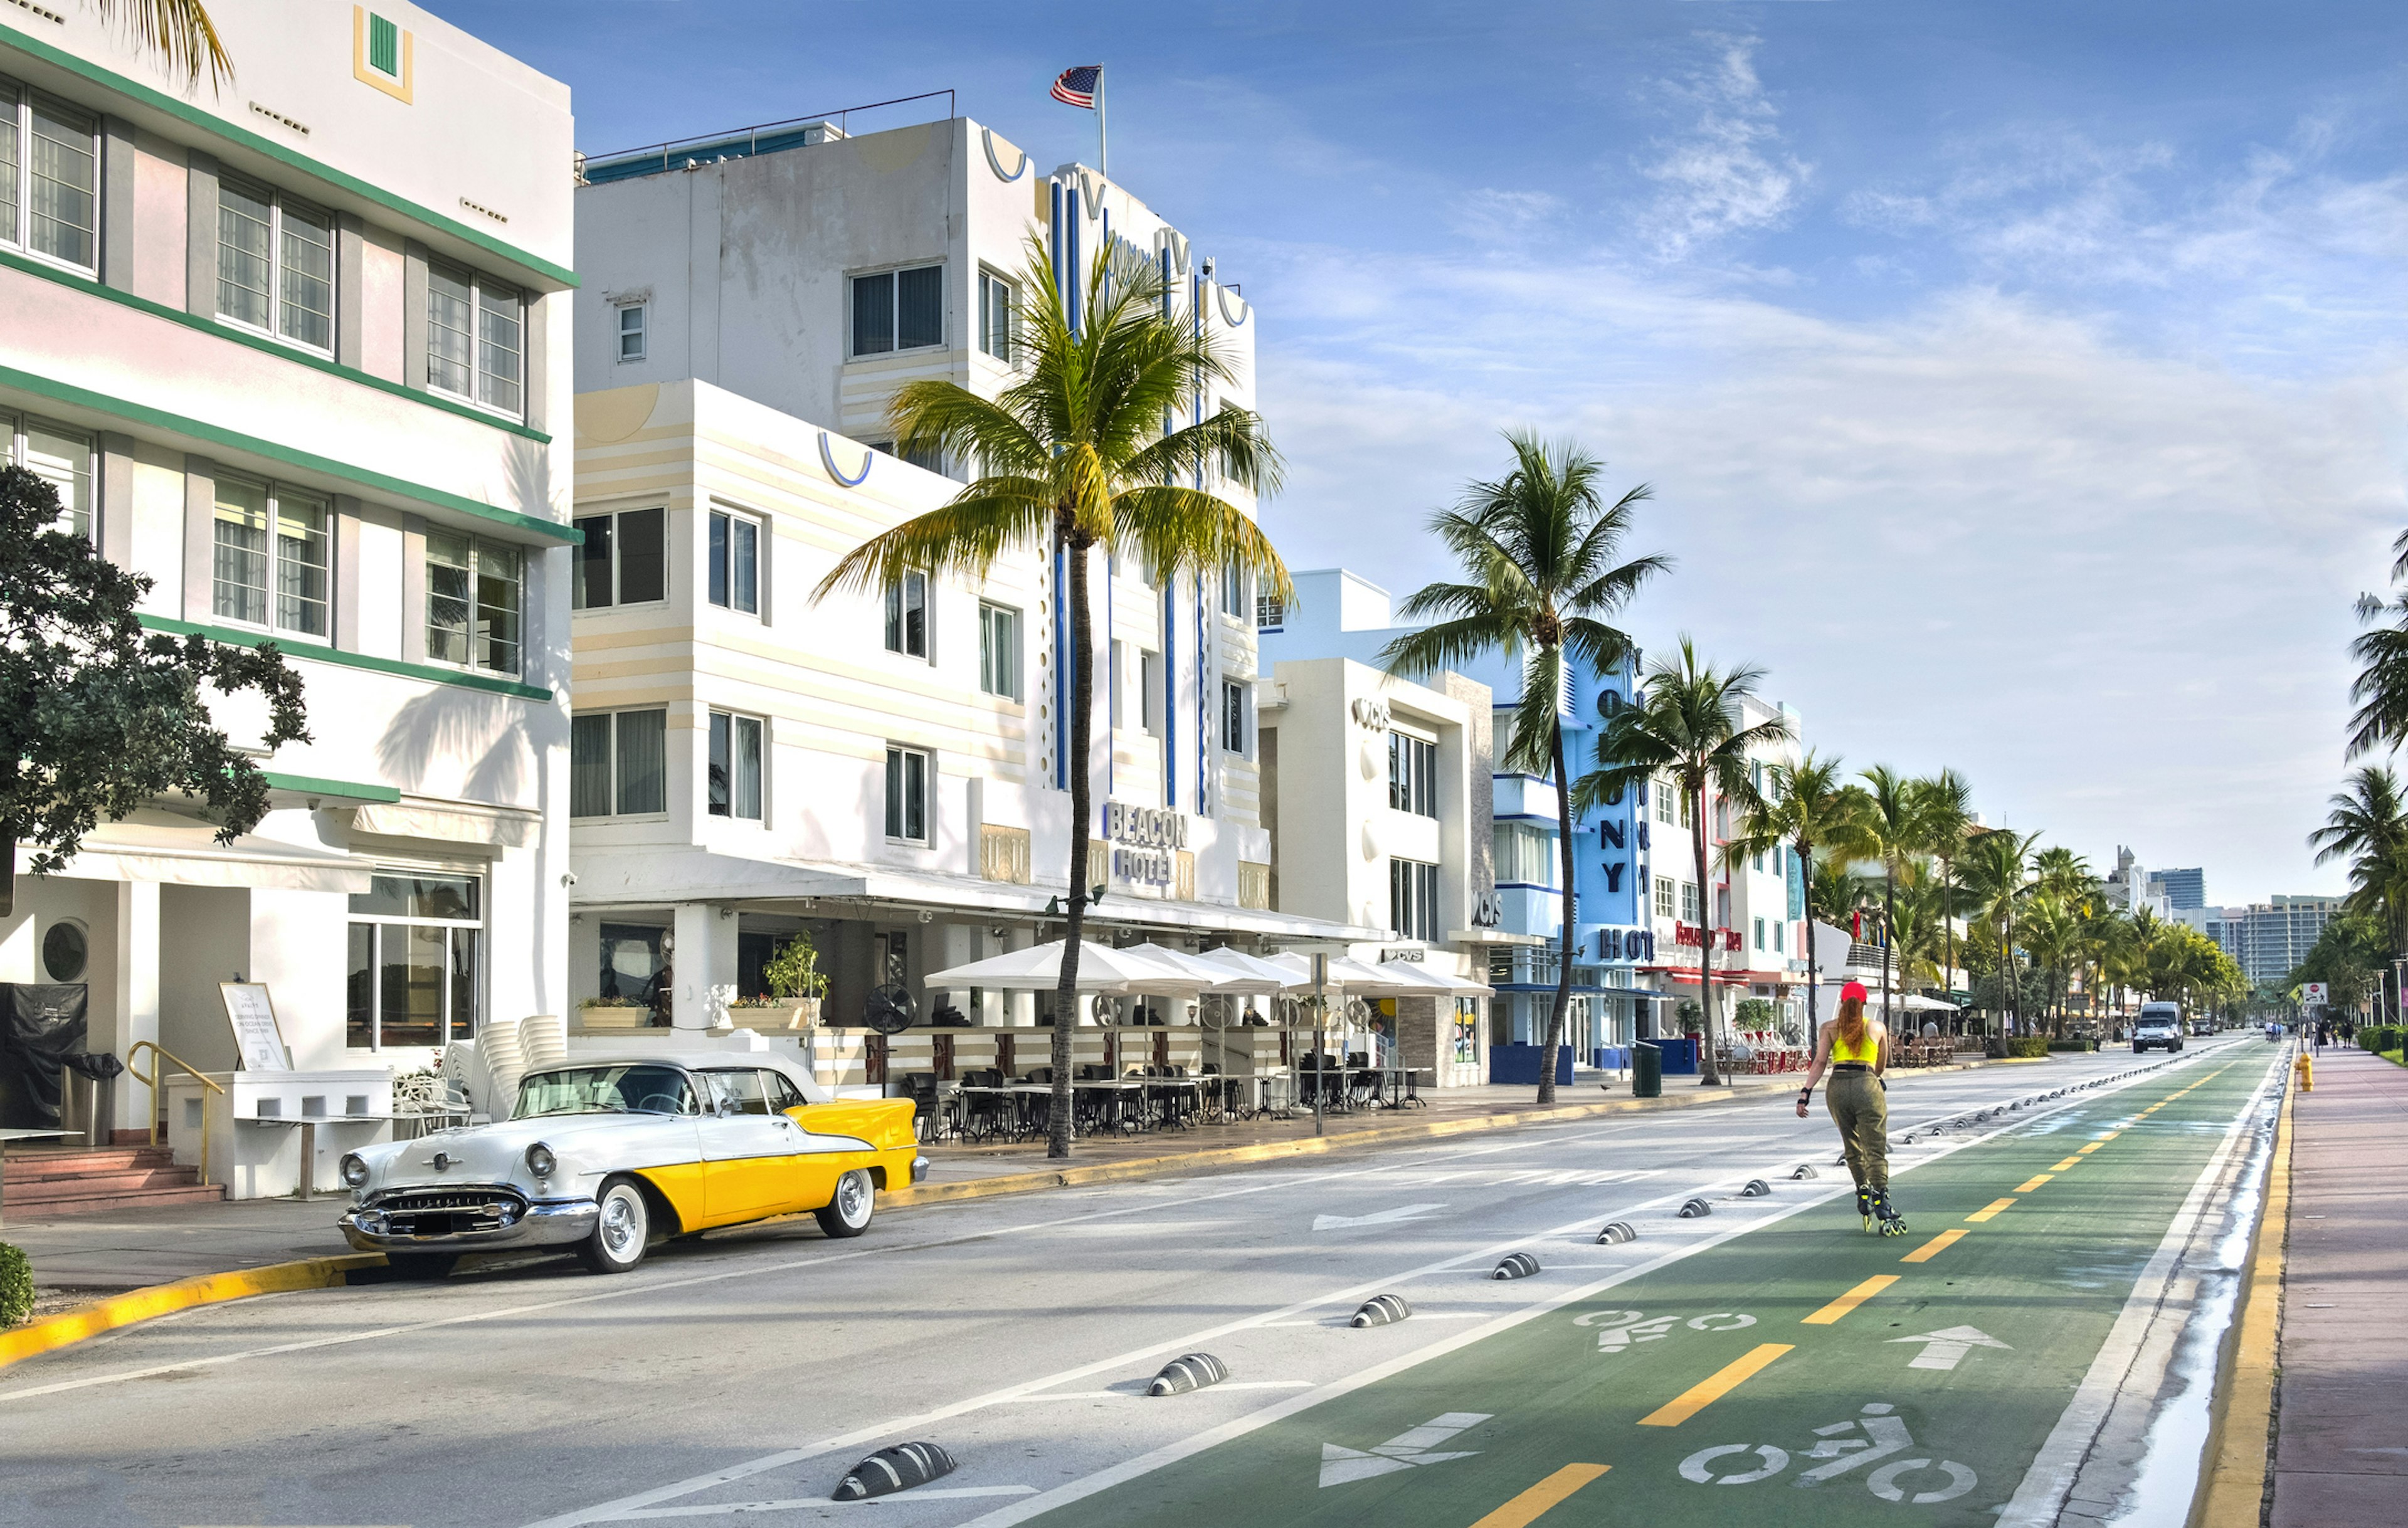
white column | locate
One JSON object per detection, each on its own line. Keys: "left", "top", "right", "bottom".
{"left": 671, "top": 904, "right": 736, "bottom": 1031}
{"left": 114, "top": 880, "right": 160, "bottom": 1141}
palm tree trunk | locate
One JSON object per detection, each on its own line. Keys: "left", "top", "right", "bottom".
{"left": 1800, "top": 843, "right": 1820, "bottom": 1039}
{"left": 1694, "top": 776, "right": 1721, "bottom": 1085}
{"left": 1882, "top": 865, "right": 1896, "bottom": 1031}
{"left": 1048, "top": 532, "right": 1093, "bottom": 1159}
{"left": 1537, "top": 716, "right": 1574, "bottom": 1105}
{"left": 1941, "top": 857, "right": 1956, "bottom": 1010}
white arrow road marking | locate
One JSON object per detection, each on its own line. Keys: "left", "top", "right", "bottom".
{"left": 1312, "top": 1203, "right": 1447, "bottom": 1232}
{"left": 1318, "top": 1413, "right": 1492, "bottom": 1487}
{"left": 1888, "top": 1325, "right": 2012, "bottom": 1371}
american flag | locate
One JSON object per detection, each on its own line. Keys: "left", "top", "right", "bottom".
{"left": 1050, "top": 65, "right": 1101, "bottom": 109}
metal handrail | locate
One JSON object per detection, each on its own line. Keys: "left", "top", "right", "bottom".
{"left": 126, "top": 1041, "right": 224, "bottom": 1188}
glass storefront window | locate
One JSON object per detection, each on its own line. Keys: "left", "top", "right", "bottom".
{"left": 346, "top": 871, "right": 482, "bottom": 1048}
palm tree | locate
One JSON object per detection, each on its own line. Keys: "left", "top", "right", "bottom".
{"left": 1729, "top": 750, "right": 1873, "bottom": 1044}
{"left": 1576, "top": 640, "right": 1790, "bottom": 1085}
{"left": 85, "top": 1, "right": 231, "bottom": 85}
{"left": 1912, "top": 769, "right": 1975, "bottom": 1001}
{"left": 816, "top": 242, "right": 1287, "bottom": 1159}
{"left": 1382, "top": 433, "right": 1664, "bottom": 1104}
{"left": 1856, "top": 766, "right": 1923, "bottom": 1030}
{"left": 1807, "top": 854, "right": 1876, "bottom": 940}
{"left": 1960, "top": 827, "right": 2037, "bottom": 1036}
{"left": 2309, "top": 767, "right": 2408, "bottom": 1020}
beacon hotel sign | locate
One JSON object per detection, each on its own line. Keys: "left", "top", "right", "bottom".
{"left": 1105, "top": 801, "right": 1188, "bottom": 889}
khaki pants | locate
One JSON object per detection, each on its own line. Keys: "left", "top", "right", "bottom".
{"left": 1825, "top": 1070, "right": 1889, "bottom": 1193}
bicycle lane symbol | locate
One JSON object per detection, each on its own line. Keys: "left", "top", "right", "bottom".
{"left": 1678, "top": 1402, "right": 1977, "bottom": 1504}
{"left": 1576, "top": 1309, "right": 1758, "bottom": 1354}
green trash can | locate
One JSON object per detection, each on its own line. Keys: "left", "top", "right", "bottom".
{"left": 1631, "top": 1041, "right": 1662, "bottom": 1099}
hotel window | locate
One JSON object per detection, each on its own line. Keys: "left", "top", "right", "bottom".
{"left": 707, "top": 508, "right": 759, "bottom": 614}
{"left": 212, "top": 476, "right": 330, "bottom": 640}
{"left": 1494, "top": 823, "right": 1554, "bottom": 887}
{"left": 1220, "top": 564, "right": 1247, "bottom": 618}
{"left": 708, "top": 711, "right": 764, "bottom": 821}
{"left": 216, "top": 176, "right": 334, "bottom": 352}
{"left": 428, "top": 262, "right": 524, "bottom": 416}
{"left": 1390, "top": 858, "right": 1440, "bottom": 943}
{"left": 1654, "top": 875, "right": 1676, "bottom": 919}
{"left": 1679, "top": 881, "right": 1700, "bottom": 922}
{"left": 885, "top": 746, "right": 931, "bottom": 843}
{"left": 1754, "top": 917, "right": 1765, "bottom": 950}
{"left": 1221, "top": 680, "right": 1250, "bottom": 756}
{"left": 977, "top": 268, "right": 1015, "bottom": 362}
{"left": 346, "top": 872, "right": 482, "bottom": 1048}
{"left": 851, "top": 263, "right": 943, "bottom": 356}
{"left": 4, "top": 412, "right": 92, "bottom": 540}
{"left": 885, "top": 571, "right": 929, "bottom": 659}
{"left": 978, "top": 601, "right": 1022, "bottom": 700}
{"left": 1390, "top": 732, "right": 1438, "bottom": 818}
{"left": 571, "top": 709, "right": 668, "bottom": 818}
{"left": 616, "top": 301, "right": 647, "bottom": 362}
{"left": 1654, "top": 776, "right": 1679, "bottom": 826}
{"left": 1773, "top": 921, "right": 1785, "bottom": 953}
{"left": 1140, "top": 649, "right": 1162, "bottom": 734}
{"left": 425, "top": 532, "right": 520, "bottom": 674}
{"left": 571, "top": 506, "right": 666, "bottom": 609}
{"left": 0, "top": 85, "right": 97, "bottom": 270}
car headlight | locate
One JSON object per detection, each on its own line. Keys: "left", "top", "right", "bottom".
{"left": 525, "top": 1142, "right": 557, "bottom": 1179}
{"left": 339, "top": 1153, "right": 370, "bottom": 1189}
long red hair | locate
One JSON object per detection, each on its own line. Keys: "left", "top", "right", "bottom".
{"left": 1835, "top": 995, "right": 1867, "bottom": 1051}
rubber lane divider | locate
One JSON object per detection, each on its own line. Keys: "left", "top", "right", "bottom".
{"left": 1965, "top": 1198, "right": 2016, "bottom": 1223}
{"left": 1901, "top": 1228, "right": 1967, "bottom": 1264}
{"left": 1637, "top": 1343, "right": 1794, "bottom": 1426}
{"left": 0, "top": 1253, "right": 386, "bottom": 1371}
{"left": 2197, "top": 1056, "right": 2297, "bottom": 1527}
{"left": 2015, "top": 1174, "right": 2054, "bottom": 1193}
{"left": 1802, "top": 1274, "right": 1899, "bottom": 1325}
{"left": 1467, "top": 1463, "right": 1611, "bottom": 1528}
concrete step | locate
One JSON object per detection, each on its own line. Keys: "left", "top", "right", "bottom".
{"left": 3, "top": 1181, "right": 226, "bottom": 1218}
{"left": 3, "top": 1147, "right": 179, "bottom": 1183}
{"left": 6, "top": 1166, "right": 209, "bottom": 1203}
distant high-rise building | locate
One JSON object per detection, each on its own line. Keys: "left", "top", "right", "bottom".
{"left": 2148, "top": 867, "right": 2205, "bottom": 911}
{"left": 2199, "top": 896, "right": 2339, "bottom": 984}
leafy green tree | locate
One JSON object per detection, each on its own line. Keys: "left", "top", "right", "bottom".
{"left": 1911, "top": 768, "right": 1975, "bottom": 997}
{"left": 2308, "top": 767, "right": 2408, "bottom": 1021}
{"left": 1855, "top": 766, "right": 1925, "bottom": 1028}
{"left": 83, "top": 1, "right": 231, "bottom": 85}
{"left": 1382, "top": 433, "right": 1664, "bottom": 1104}
{"left": 1729, "top": 750, "right": 1873, "bottom": 1040}
{"left": 1, "top": 466, "right": 307, "bottom": 916}
{"left": 1960, "top": 827, "right": 2038, "bottom": 1034}
{"left": 1577, "top": 640, "right": 1789, "bottom": 1085}
{"left": 816, "top": 244, "right": 1287, "bottom": 1159}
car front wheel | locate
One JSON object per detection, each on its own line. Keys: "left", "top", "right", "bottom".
{"left": 579, "top": 1178, "right": 651, "bottom": 1274}
{"left": 815, "top": 1168, "right": 875, "bottom": 1238}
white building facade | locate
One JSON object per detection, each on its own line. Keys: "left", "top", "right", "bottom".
{"left": 0, "top": 4, "right": 576, "bottom": 1192}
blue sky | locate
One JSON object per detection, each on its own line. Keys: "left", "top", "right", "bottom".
{"left": 434, "top": 0, "right": 2408, "bottom": 906}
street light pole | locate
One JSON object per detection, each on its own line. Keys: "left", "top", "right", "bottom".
{"left": 1312, "top": 952, "right": 1328, "bottom": 1138}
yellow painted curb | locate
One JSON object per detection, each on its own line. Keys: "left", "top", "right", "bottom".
{"left": 0, "top": 1253, "right": 384, "bottom": 1371}
{"left": 2196, "top": 1065, "right": 2294, "bottom": 1527}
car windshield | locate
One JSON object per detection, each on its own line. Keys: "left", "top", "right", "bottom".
{"left": 515, "top": 1065, "right": 697, "bottom": 1119}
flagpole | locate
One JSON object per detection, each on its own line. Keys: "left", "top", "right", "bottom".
{"left": 1097, "top": 64, "right": 1107, "bottom": 179}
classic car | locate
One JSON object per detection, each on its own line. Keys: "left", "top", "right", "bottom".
{"left": 337, "top": 1052, "right": 926, "bottom": 1277}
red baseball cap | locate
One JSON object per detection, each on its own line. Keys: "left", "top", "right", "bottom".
{"left": 1840, "top": 981, "right": 1869, "bottom": 1003}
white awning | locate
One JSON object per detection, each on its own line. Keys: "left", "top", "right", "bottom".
{"left": 351, "top": 800, "right": 537, "bottom": 848}
{"left": 41, "top": 809, "right": 371, "bottom": 893}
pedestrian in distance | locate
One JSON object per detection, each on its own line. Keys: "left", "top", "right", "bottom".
{"left": 1797, "top": 980, "right": 1908, "bottom": 1236}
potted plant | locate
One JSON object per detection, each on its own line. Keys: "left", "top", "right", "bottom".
{"left": 576, "top": 995, "right": 653, "bottom": 1033}
{"left": 757, "top": 931, "right": 829, "bottom": 1030}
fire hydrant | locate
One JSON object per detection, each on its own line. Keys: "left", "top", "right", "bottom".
{"left": 2294, "top": 1050, "right": 2314, "bottom": 1092}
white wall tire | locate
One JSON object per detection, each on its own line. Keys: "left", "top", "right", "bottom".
{"left": 815, "top": 1169, "right": 875, "bottom": 1239}
{"left": 578, "top": 1178, "right": 652, "bottom": 1274}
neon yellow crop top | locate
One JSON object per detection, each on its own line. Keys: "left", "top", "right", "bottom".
{"left": 1831, "top": 1022, "right": 1881, "bottom": 1066}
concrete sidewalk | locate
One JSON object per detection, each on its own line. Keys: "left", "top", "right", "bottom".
{"left": 2270, "top": 1045, "right": 2408, "bottom": 1527}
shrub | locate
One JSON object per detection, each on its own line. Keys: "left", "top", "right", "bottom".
{"left": 2004, "top": 1037, "right": 2051, "bottom": 1058}
{"left": 2047, "top": 1039, "right": 2095, "bottom": 1053}
{"left": 0, "top": 1243, "right": 32, "bottom": 1328}
{"left": 2360, "top": 1025, "right": 2400, "bottom": 1055}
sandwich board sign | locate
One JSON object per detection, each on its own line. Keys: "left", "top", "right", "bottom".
{"left": 219, "top": 983, "right": 291, "bottom": 1071}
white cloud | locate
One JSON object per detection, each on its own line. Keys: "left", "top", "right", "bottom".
{"left": 1635, "top": 33, "right": 1810, "bottom": 259}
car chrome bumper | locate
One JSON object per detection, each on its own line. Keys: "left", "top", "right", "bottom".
{"left": 340, "top": 1198, "right": 598, "bottom": 1252}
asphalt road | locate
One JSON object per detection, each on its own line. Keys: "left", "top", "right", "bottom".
{"left": 0, "top": 1036, "right": 2283, "bottom": 1528}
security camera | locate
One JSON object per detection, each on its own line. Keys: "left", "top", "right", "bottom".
{"left": 1201, "top": 257, "right": 1215, "bottom": 278}
{"left": 560, "top": 872, "right": 578, "bottom": 887}
{"left": 917, "top": 910, "right": 934, "bottom": 924}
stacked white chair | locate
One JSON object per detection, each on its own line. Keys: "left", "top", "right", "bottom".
{"left": 518, "top": 1013, "right": 568, "bottom": 1069}
{"left": 477, "top": 1015, "right": 526, "bottom": 1122}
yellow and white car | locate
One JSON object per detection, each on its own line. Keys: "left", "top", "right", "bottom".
{"left": 337, "top": 1052, "right": 924, "bottom": 1276}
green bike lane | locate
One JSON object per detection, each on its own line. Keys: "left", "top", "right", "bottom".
{"left": 994, "top": 1047, "right": 2281, "bottom": 1528}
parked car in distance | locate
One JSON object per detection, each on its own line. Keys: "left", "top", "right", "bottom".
{"left": 338, "top": 1052, "right": 924, "bottom": 1278}
{"left": 2133, "top": 1003, "right": 2185, "bottom": 1053}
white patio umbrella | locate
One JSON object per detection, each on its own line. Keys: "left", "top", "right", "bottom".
{"left": 1264, "top": 951, "right": 1418, "bottom": 996}
{"left": 924, "top": 939, "right": 1156, "bottom": 994}
{"left": 1195, "top": 946, "right": 1316, "bottom": 991}
{"left": 1131, "top": 944, "right": 1282, "bottom": 994}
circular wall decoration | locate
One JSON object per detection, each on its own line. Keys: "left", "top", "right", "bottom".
{"left": 42, "top": 920, "right": 88, "bottom": 982}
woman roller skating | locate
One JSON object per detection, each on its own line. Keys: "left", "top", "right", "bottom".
{"left": 1795, "top": 980, "right": 1906, "bottom": 1235}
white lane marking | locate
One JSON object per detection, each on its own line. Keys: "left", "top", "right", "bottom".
{"left": 609, "top": 1486, "right": 1038, "bottom": 1518}
{"left": 1889, "top": 1326, "right": 2012, "bottom": 1372}
{"left": 1312, "top": 1203, "right": 1447, "bottom": 1231}
{"left": 1319, "top": 1411, "right": 1491, "bottom": 1487}
{"left": 1998, "top": 1054, "right": 2276, "bottom": 1527}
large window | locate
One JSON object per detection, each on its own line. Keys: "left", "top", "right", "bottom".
{"left": 885, "top": 571, "right": 929, "bottom": 659}
{"left": 978, "top": 601, "right": 1021, "bottom": 700}
{"left": 426, "top": 532, "right": 520, "bottom": 674}
{"left": 1220, "top": 564, "right": 1247, "bottom": 618}
{"left": 217, "top": 176, "right": 334, "bottom": 352}
{"left": 1390, "top": 858, "right": 1440, "bottom": 943}
{"left": 978, "top": 268, "right": 1015, "bottom": 362}
{"left": 0, "top": 85, "right": 96, "bottom": 270}
{"left": 708, "top": 710, "right": 764, "bottom": 821}
{"left": 428, "top": 263, "right": 523, "bottom": 416}
{"left": 213, "top": 476, "right": 330, "bottom": 639}
{"left": 1680, "top": 881, "right": 1701, "bottom": 922}
{"left": 707, "top": 508, "right": 759, "bottom": 614}
{"left": 4, "top": 412, "right": 92, "bottom": 539}
{"left": 850, "top": 263, "right": 943, "bottom": 356}
{"left": 571, "top": 709, "right": 668, "bottom": 818}
{"left": 1222, "top": 680, "right": 1250, "bottom": 756}
{"left": 885, "top": 745, "right": 930, "bottom": 843}
{"left": 572, "top": 506, "right": 667, "bottom": 610}
{"left": 346, "top": 872, "right": 481, "bottom": 1049}
{"left": 1654, "top": 875, "right": 1676, "bottom": 919}
{"left": 1494, "top": 822, "right": 1555, "bottom": 886}
{"left": 1389, "top": 732, "right": 1437, "bottom": 817}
